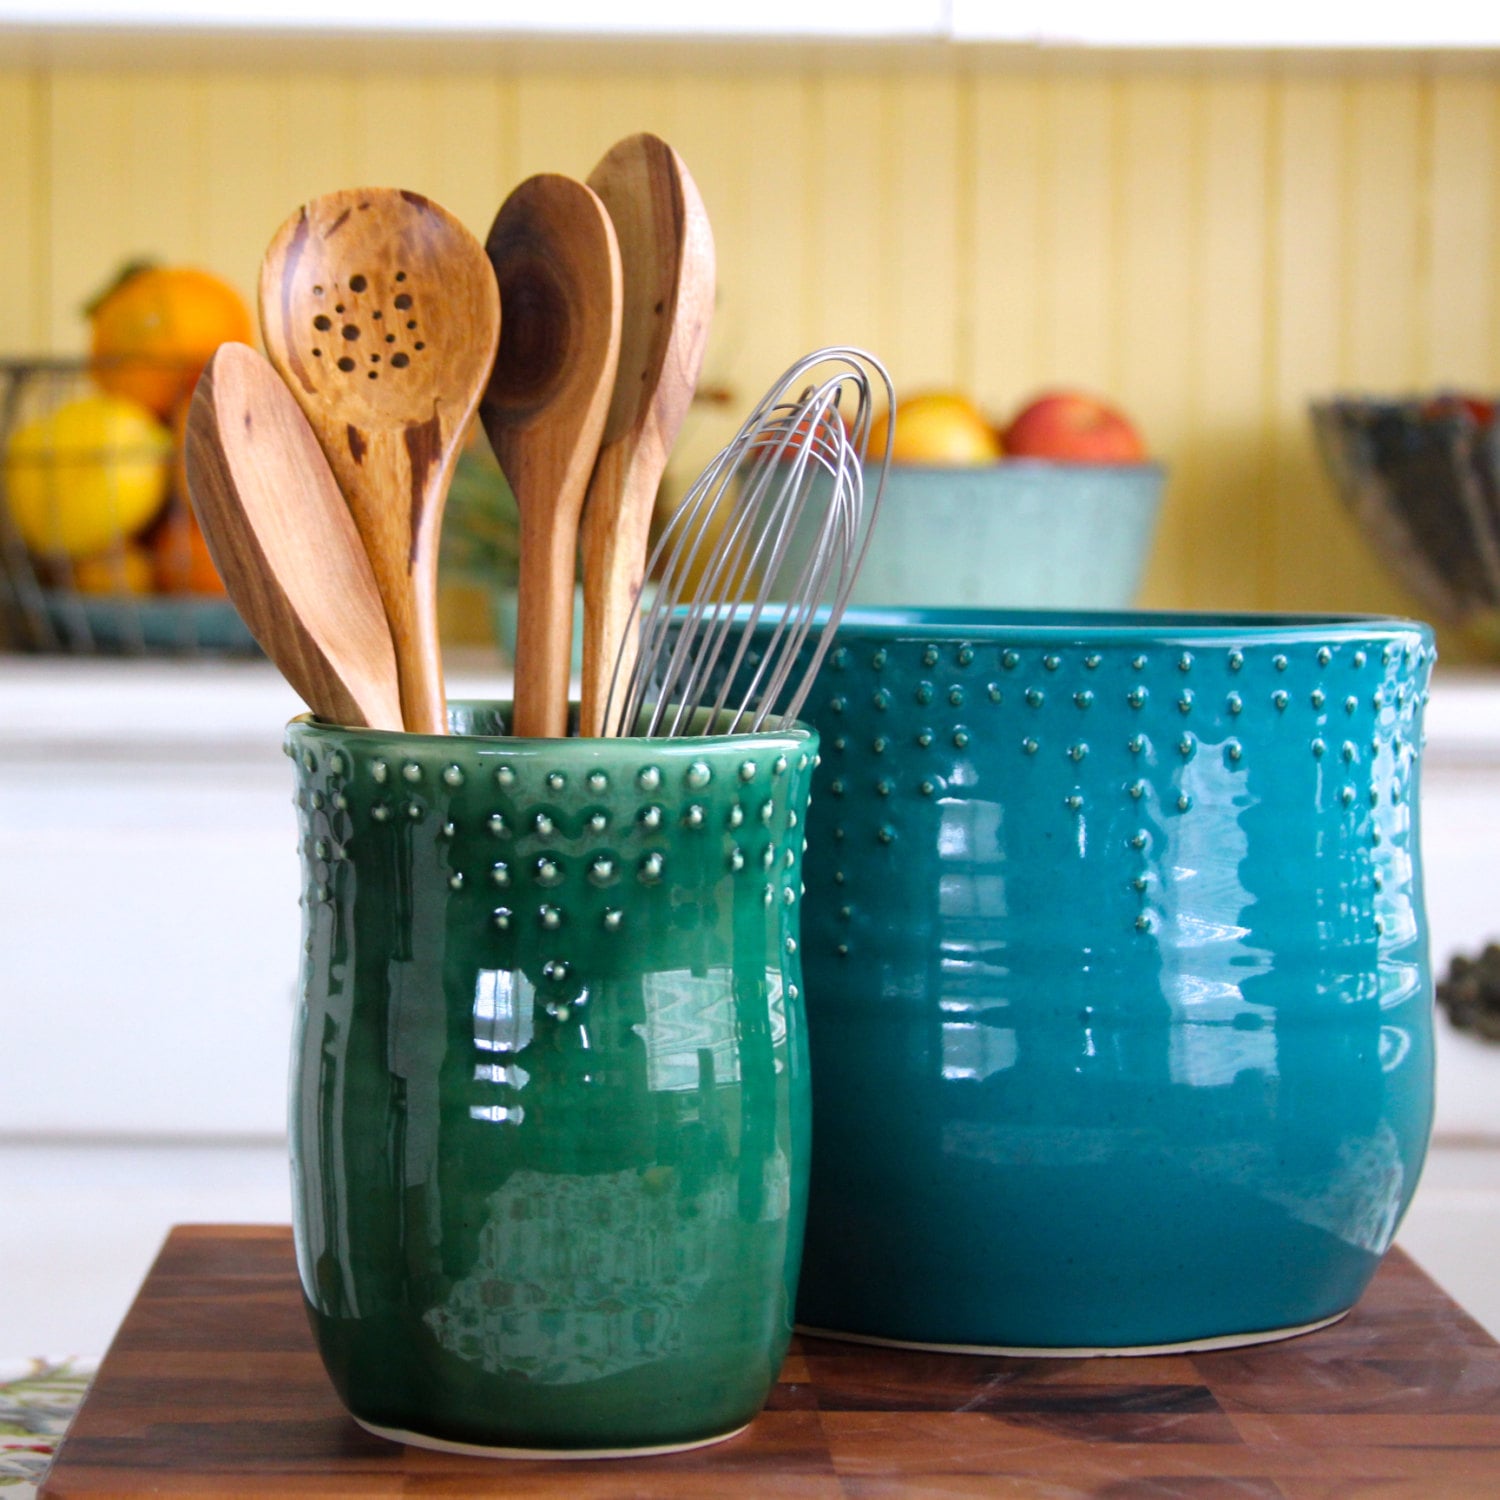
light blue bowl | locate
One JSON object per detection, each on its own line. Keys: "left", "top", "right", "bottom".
{"left": 779, "top": 462, "right": 1165, "bottom": 610}
{"left": 727, "top": 607, "right": 1436, "bottom": 1354}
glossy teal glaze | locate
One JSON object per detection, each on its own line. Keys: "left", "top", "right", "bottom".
{"left": 284, "top": 704, "right": 817, "bottom": 1452}
{"left": 720, "top": 608, "right": 1435, "bottom": 1350}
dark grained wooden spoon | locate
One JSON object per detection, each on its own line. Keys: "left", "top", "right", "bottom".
{"left": 185, "top": 342, "right": 403, "bottom": 730}
{"left": 579, "top": 134, "right": 715, "bottom": 738}
{"left": 259, "top": 188, "right": 500, "bottom": 734}
{"left": 482, "top": 174, "right": 622, "bottom": 739}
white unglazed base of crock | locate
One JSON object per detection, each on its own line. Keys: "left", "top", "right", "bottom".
{"left": 796, "top": 1306, "right": 1349, "bottom": 1358}
{"left": 355, "top": 1415, "right": 750, "bottom": 1460}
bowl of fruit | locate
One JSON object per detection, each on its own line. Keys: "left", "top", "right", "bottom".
{"left": 1311, "top": 392, "right": 1500, "bottom": 653}
{"left": 798, "top": 388, "right": 1165, "bottom": 611}
{"left": 0, "top": 263, "right": 258, "bottom": 655}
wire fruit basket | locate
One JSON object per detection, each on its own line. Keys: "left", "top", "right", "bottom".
{"left": 0, "top": 357, "right": 258, "bottom": 656}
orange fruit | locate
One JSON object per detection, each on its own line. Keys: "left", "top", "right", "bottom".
{"left": 868, "top": 392, "right": 1001, "bottom": 465}
{"left": 89, "top": 263, "right": 253, "bottom": 419}
{"left": 71, "top": 541, "right": 154, "bottom": 595}
{"left": 151, "top": 501, "right": 226, "bottom": 596}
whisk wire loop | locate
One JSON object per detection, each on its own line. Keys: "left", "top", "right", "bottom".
{"left": 602, "top": 346, "right": 894, "bottom": 738}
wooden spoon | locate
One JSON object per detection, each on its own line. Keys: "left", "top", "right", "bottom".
{"left": 482, "top": 174, "right": 622, "bottom": 739}
{"left": 579, "top": 134, "right": 715, "bottom": 737}
{"left": 258, "top": 188, "right": 501, "bottom": 735}
{"left": 184, "top": 342, "right": 403, "bottom": 730}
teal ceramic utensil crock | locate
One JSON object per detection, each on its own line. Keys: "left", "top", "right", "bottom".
{"left": 285, "top": 703, "right": 817, "bottom": 1455}
{"left": 714, "top": 608, "right": 1436, "bottom": 1354}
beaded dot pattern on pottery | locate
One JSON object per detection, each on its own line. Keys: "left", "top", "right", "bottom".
{"left": 684, "top": 607, "right": 1437, "bottom": 1356}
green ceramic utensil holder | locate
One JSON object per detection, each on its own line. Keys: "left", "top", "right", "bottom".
{"left": 284, "top": 703, "right": 818, "bottom": 1458}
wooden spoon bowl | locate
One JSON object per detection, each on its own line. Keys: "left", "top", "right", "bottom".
{"left": 259, "top": 188, "right": 500, "bottom": 734}
{"left": 482, "top": 174, "right": 622, "bottom": 739}
{"left": 580, "top": 134, "right": 715, "bottom": 737}
{"left": 185, "top": 342, "right": 403, "bottom": 731}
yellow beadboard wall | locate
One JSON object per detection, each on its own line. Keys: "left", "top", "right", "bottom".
{"left": 2, "top": 49, "right": 1499, "bottom": 653}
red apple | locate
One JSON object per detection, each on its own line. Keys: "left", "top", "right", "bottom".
{"left": 1419, "top": 393, "right": 1495, "bottom": 428}
{"left": 1001, "top": 391, "right": 1146, "bottom": 463}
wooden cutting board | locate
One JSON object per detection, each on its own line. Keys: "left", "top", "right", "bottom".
{"left": 40, "top": 1225, "right": 1500, "bottom": 1498}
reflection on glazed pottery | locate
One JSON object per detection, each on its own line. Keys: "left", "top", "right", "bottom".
{"left": 423, "top": 1166, "right": 730, "bottom": 1382}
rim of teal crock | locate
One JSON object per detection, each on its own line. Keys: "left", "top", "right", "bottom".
{"left": 285, "top": 702, "right": 819, "bottom": 751}
{"left": 790, "top": 605, "right": 1435, "bottom": 646}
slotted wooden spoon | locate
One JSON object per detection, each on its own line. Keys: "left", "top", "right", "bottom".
{"left": 482, "top": 174, "right": 622, "bottom": 739}
{"left": 185, "top": 342, "right": 403, "bottom": 730}
{"left": 578, "top": 134, "right": 715, "bottom": 737}
{"left": 258, "top": 188, "right": 501, "bottom": 735}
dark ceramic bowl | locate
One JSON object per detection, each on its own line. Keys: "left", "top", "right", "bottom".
{"left": 720, "top": 607, "right": 1436, "bottom": 1353}
{"left": 1311, "top": 395, "right": 1500, "bottom": 636}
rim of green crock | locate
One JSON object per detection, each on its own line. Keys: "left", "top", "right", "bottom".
{"left": 285, "top": 701, "right": 819, "bottom": 751}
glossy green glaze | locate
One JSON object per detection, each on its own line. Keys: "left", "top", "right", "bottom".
{"left": 284, "top": 704, "right": 817, "bottom": 1454}
{"left": 711, "top": 608, "right": 1437, "bottom": 1352}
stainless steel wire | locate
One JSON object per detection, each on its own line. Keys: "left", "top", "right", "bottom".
{"left": 602, "top": 347, "right": 894, "bottom": 738}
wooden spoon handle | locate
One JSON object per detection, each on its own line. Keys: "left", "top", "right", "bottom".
{"left": 353, "top": 427, "right": 451, "bottom": 736}
{"left": 579, "top": 441, "right": 656, "bottom": 737}
{"left": 512, "top": 503, "right": 583, "bottom": 739}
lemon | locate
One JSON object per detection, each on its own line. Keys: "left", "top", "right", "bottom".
{"left": 5, "top": 393, "right": 172, "bottom": 558}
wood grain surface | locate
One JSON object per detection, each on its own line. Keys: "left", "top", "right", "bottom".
{"left": 40, "top": 1225, "right": 1500, "bottom": 1499}
{"left": 259, "top": 188, "right": 500, "bottom": 736}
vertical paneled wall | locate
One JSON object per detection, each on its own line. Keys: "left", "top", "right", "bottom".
{"left": 1, "top": 50, "right": 1498, "bottom": 650}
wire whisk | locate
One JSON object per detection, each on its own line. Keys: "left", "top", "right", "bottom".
{"left": 602, "top": 346, "right": 893, "bottom": 738}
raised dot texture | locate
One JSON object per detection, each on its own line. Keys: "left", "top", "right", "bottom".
{"left": 637, "top": 766, "right": 661, "bottom": 792}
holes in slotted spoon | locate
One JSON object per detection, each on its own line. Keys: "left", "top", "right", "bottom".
{"left": 337, "top": 356, "right": 356, "bottom": 372}
{"left": 342, "top": 325, "right": 360, "bottom": 341}
{"left": 390, "top": 353, "right": 410, "bottom": 369}
{"left": 349, "top": 274, "right": 368, "bottom": 293}
{"left": 394, "top": 293, "right": 413, "bottom": 311}
{"left": 313, "top": 315, "right": 332, "bottom": 332}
